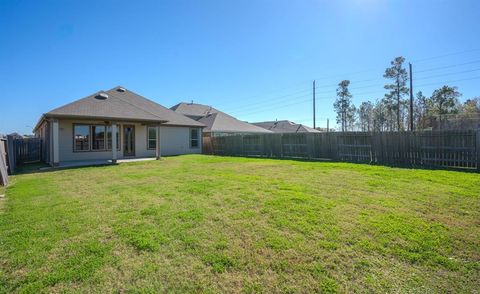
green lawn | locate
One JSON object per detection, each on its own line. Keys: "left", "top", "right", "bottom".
{"left": 0, "top": 155, "right": 479, "bottom": 293}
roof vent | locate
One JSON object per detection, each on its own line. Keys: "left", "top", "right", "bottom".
{"left": 117, "top": 87, "right": 126, "bottom": 92}
{"left": 95, "top": 93, "right": 109, "bottom": 100}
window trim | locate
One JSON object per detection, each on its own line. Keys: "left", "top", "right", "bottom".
{"left": 146, "top": 126, "right": 157, "bottom": 150}
{"left": 190, "top": 128, "right": 200, "bottom": 149}
{"left": 91, "top": 124, "right": 106, "bottom": 151}
{"left": 73, "top": 123, "right": 91, "bottom": 152}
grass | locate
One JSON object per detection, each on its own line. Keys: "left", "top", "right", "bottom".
{"left": 0, "top": 155, "right": 478, "bottom": 293}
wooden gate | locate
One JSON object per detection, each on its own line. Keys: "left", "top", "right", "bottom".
{"left": 6, "top": 137, "right": 43, "bottom": 169}
{"left": 16, "top": 138, "right": 42, "bottom": 164}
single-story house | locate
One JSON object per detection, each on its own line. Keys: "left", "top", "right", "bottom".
{"left": 34, "top": 86, "right": 204, "bottom": 167}
{"left": 253, "top": 120, "right": 321, "bottom": 133}
{"left": 170, "top": 102, "right": 272, "bottom": 135}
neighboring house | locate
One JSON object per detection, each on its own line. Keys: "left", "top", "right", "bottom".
{"left": 7, "top": 132, "right": 24, "bottom": 139}
{"left": 34, "top": 86, "right": 204, "bottom": 167}
{"left": 253, "top": 120, "right": 321, "bottom": 133}
{"left": 171, "top": 102, "right": 272, "bottom": 135}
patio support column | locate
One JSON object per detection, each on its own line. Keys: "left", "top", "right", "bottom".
{"left": 52, "top": 119, "right": 59, "bottom": 167}
{"left": 112, "top": 123, "right": 117, "bottom": 163}
{"left": 156, "top": 125, "right": 161, "bottom": 160}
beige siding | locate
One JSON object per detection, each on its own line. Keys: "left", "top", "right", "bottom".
{"left": 160, "top": 126, "right": 202, "bottom": 156}
{"left": 56, "top": 119, "right": 201, "bottom": 162}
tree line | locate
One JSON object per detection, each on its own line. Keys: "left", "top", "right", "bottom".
{"left": 333, "top": 56, "right": 480, "bottom": 132}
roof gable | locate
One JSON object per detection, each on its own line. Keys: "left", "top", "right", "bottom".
{"left": 44, "top": 87, "right": 203, "bottom": 127}
{"left": 198, "top": 112, "right": 272, "bottom": 133}
{"left": 172, "top": 102, "right": 272, "bottom": 133}
{"left": 170, "top": 102, "right": 219, "bottom": 117}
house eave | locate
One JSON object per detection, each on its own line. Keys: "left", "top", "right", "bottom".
{"left": 34, "top": 114, "right": 204, "bottom": 132}
{"left": 42, "top": 113, "right": 169, "bottom": 124}
{"left": 33, "top": 114, "right": 47, "bottom": 133}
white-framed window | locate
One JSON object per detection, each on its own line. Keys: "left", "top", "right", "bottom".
{"left": 73, "top": 123, "right": 121, "bottom": 152}
{"left": 73, "top": 124, "right": 90, "bottom": 151}
{"left": 91, "top": 125, "right": 106, "bottom": 150}
{"left": 190, "top": 128, "right": 199, "bottom": 148}
{"left": 147, "top": 126, "right": 157, "bottom": 150}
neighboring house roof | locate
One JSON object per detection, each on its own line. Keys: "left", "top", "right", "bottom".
{"left": 198, "top": 112, "right": 273, "bottom": 133}
{"left": 253, "top": 120, "right": 321, "bottom": 133}
{"left": 170, "top": 102, "right": 219, "bottom": 119}
{"left": 171, "top": 102, "right": 272, "bottom": 133}
{"left": 34, "top": 86, "right": 204, "bottom": 131}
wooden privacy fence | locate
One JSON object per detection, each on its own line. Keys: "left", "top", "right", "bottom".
{"left": 206, "top": 130, "right": 480, "bottom": 171}
{"left": 5, "top": 136, "right": 42, "bottom": 174}
{"left": 0, "top": 139, "right": 8, "bottom": 186}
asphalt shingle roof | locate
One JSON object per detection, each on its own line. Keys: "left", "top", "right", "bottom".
{"left": 253, "top": 120, "right": 321, "bottom": 133}
{"left": 44, "top": 87, "right": 204, "bottom": 127}
{"left": 170, "top": 103, "right": 219, "bottom": 118}
{"left": 171, "top": 102, "right": 272, "bottom": 133}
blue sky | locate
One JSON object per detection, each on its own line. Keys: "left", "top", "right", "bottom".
{"left": 1, "top": 0, "right": 479, "bottom": 134}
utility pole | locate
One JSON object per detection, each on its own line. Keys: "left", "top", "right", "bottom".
{"left": 326, "top": 118, "right": 329, "bottom": 132}
{"left": 313, "top": 80, "right": 316, "bottom": 129}
{"left": 409, "top": 63, "right": 414, "bottom": 131}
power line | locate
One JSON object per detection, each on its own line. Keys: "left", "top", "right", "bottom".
{"left": 221, "top": 49, "right": 480, "bottom": 113}
{"left": 412, "top": 48, "right": 480, "bottom": 63}
{"left": 314, "top": 60, "right": 480, "bottom": 91}
{"left": 416, "top": 76, "right": 480, "bottom": 88}
{"left": 224, "top": 77, "right": 386, "bottom": 112}
{"left": 217, "top": 49, "right": 480, "bottom": 120}
{"left": 317, "top": 62, "right": 480, "bottom": 93}
{"left": 415, "top": 68, "right": 480, "bottom": 81}
{"left": 233, "top": 95, "right": 312, "bottom": 117}
{"left": 222, "top": 88, "right": 312, "bottom": 112}
{"left": 229, "top": 74, "right": 480, "bottom": 117}
{"left": 415, "top": 59, "right": 480, "bottom": 73}
{"left": 312, "top": 48, "right": 480, "bottom": 82}
{"left": 314, "top": 68, "right": 381, "bottom": 82}
{"left": 314, "top": 82, "right": 385, "bottom": 95}
{"left": 219, "top": 80, "right": 311, "bottom": 108}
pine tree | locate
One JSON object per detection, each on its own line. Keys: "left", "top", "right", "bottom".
{"left": 430, "top": 86, "right": 461, "bottom": 129}
{"left": 373, "top": 99, "right": 388, "bottom": 132}
{"left": 384, "top": 56, "right": 409, "bottom": 131}
{"left": 333, "top": 80, "right": 354, "bottom": 132}
{"left": 414, "top": 91, "right": 430, "bottom": 130}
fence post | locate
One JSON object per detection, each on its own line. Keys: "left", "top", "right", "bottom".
{"left": 476, "top": 130, "right": 480, "bottom": 171}
{"left": 6, "top": 135, "right": 15, "bottom": 174}
{"left": 0, "top": 139, "right": 8, "bottom": 186}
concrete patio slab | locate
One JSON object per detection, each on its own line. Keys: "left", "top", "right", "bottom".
{"left": 39, "top": 157, "right": 157, "bottom": 170}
